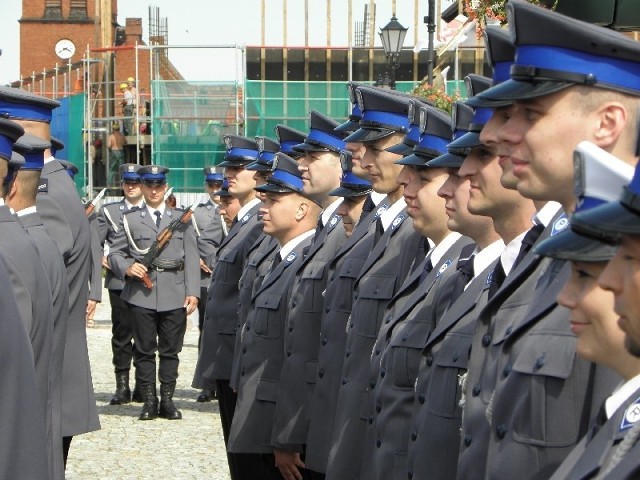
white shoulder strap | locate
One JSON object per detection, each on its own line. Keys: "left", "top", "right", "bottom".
{"left": 123, "top": 215, "right": 150, "bottom": 254}
{"left": 104, "top": 207, "right": 118, "bottom": 232}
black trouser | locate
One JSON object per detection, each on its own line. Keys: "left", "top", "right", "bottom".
{"left": 235, "top": 453, "right": 282, "bottom": 480}
{"left": 217, "top": 379, "right": 241, "bottom": 480}
{"left": 304, "top": 469, "right": 326, "bottom": 480}
{"left": 129, "top": 305, "right": 187, "bottom": 386}
{"left": 109, "top": 289, "right": 137, "bottom": 373}
{"left": 198, "top": 286, "right": 208, "bottom": 333}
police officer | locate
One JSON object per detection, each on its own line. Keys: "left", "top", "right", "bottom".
{"left": 0, "top": 86, "right": 100, "bottom": 463}
{"left": 228, "top": 153, "right": 321, "bottom": 480}
{"left": 98, "top": 163, "right": 145, "bottom": 405}
{"left": 109, "top": 165, "right": 199, "bottom": 421}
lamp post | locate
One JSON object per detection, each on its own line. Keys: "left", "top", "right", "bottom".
{"left": 378, "top": 15, "right": 408, "bottom": 90}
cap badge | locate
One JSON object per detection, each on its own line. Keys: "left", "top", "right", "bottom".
{"left": 151, "top": 166, "right": 158, "bottom": 174}
{"left": 419, "top": 108, "right": 428, "bottom": 135}
{"left": 224, "top": 136, "right": 232, "bottom": 150}
{"left": 256, "top": 137, "right": 264, "bottom": 152}
{"left": 551, "top": 215, "right": 569, "bottom": 236}
{"left": 408, "top": 101, "right": 416, "bottom": 125}
{"left": 127, "top": 165, "right": 135, "bottom": 172}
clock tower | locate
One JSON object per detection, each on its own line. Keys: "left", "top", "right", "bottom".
{"left": 19, "top": 0, "right": 118, "bottom": 81}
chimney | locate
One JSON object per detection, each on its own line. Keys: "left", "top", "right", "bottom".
{"left": 125, "top": 18, "right": 143, "bottom": 44}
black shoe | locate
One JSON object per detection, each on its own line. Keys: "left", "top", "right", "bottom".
{"left": 159, "top": 383, "right": 182, "bottom": 420}
{"left": 109, "top": 372, "right": 132, "bottom": 405}
{"left": 138, "top": 384, "right": 158, "bottom": 421}
{"left": 131, "top": 384, "right": 144, "bottom": 403}
{"left": 196, "top": 389, "right": 214, "bottom": 403}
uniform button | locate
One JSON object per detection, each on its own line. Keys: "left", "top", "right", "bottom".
{"left": 418, "top": 394, "right": 425, "bottom": 404}
{"left": 345, "top": 349, "right": 351, "bottom": 358}
{"left": 322, "top": 337, "right": 328, "bottom": 346}
{"left": 380, "top": 368, "right": 386, "bottom": 378}
{"left": 368, "top": 416, "right": 374, "bottom": 424}
{"left": 426, "top": 354, "right": 433, "bottom": 366}
{"left": 326, "top": 307, "right": 330, "bottom": 313}
{"left": 401, "top": 334, "right": 408, "bottom": 342}
{"left": 472, "top": 383, "right": 481, "bottom": 396}
{"left": 341, "top": 377, "right": 348, "bottom": 385}
{"left": 535, "top": 356, "right": 545, "bottom": 369}
{"left": 318, "top": 369, "right": 325, "bottom": 378}
{"left": 464, "top": 434, "right": 472, "bottom": 446}
{"left": 374, "top": 348, "right": 381, "bottom": 356}
{"left": 349, "top": 321, "right": 354, "bottom": 328}
{"left": 376, "top": 439, "right": 381, "bottom": 448}
{"left": 503, "top": 362, "right": 512, "bottom": 377}
{"left": 242, "top": 347, "right": 246, "bottom": 354}
{"left": 505, "top": 325, "right": 513, "bottom": 335}
{"left": 496, "top": 424, "right": 507, "bottom": 439}
{"left": 375, "top": 401, "right": 381, "bottom": 413}
{"left": 292, "top": 301, "right": 297, "bottom": 308}
{"left": 453, "top": 353, "right": 459, "bottom": 362}
{"left": 370, "top": 381, "right": 376, "bottom": 389}
{"left": 246, "top": 324, "right": 251, "bottom": 331}
{"left": 289, "top": 326, "right": 294, "bottom": 332}
{"left": 286, "top": 351, "right": 291, "bottom": 357}
{"left": 482, "top": 334, "right": 491, "bottom": 347}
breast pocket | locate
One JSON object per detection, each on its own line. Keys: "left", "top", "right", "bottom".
{"left": 333, "top": 257, "right": 366, "bottom": 313}
{"left": 427, "top": 333, "right": 472, "bottom": 418}
{"left": 510, "top": 332, "right": 578, "bottom": 447}
{"left": 132, "top": 234, "right": 153, "bottom": 251}
{"left": 389, "top": 321, "right": 433, "bottom": 389}
{"left": 298, "top": 261, "right": 326, "bottom": 313}
{"left": 215, "top": 248, "right": 240, "bottom": 285}
{"left": 354, "top": 274, "right": 396, "bottom": 338}
{"left": 252, "top": 293, "right": 283, "bottom": 339}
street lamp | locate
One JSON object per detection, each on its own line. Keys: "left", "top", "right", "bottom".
{"left": 378, "top": 15, "right": 408, "bottom": 90}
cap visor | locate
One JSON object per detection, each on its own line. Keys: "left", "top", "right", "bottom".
{"left": 426, "top": 152, "right": 465, "bottom": 168}
{"left": 218, "top": 159, "right": 252, "bottom": 168}
{"left": 344, "top": 127, "right": 395, "bottom": 144}
{"left": 255, "top": 182, "right": 298, "bottom": 194}
{"left": 328, "top": 185, "right": 371, "bottom": 198}
{"left": 572, "top": 201, "right": 640, "bottom": 239}
{"left": 534, "top": 227, "right": 618, "bottom": 262}
{"left": 292, "top": 142, "right": 331, "bottom": 153}
{"left": 245, "top": 161, "right": 272, "bottom": 172}
{"left": 335, "top": 119, "right": 360, "bottom": 133}
{"left": 448, "top": 132, "right": 482, "bottom": 150}
{"left": 467, "top": 79, "right": 573, "bottom": 103}
{"left": 395, "top": 152, "right": 431, "bottom": 167}
{"left": 386, "top": 142, "right": 414, "bottom": 156}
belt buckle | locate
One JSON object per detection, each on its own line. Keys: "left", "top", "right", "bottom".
{"left": 155, "top": 267, "right": 165, "bottom": 272}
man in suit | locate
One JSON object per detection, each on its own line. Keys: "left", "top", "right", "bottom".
{"left": 270, "top": 110, "right": 348, "bottom": 479}
{"left": 109, "top": 165, "right": 199, "bottom": 421}
{"left": 193, "top": 166, "right": 225, "bottom": 403}
{"left": 9, "top": 133, "right": 70, "bottom": 480}
{"left": 228, "top": 153, "right": 320, "bottom": 480}
{"left": 0, "top": 86, "right": 100, "bottom": 464}
{"left": 193, "top": 135, "right": 263, "bottom": 480}
{"left": 457, "top": 2, "right": 640, "bottom": 477}
{"left": 326, "top": 85, "right": 424, "bottom": 480}
{"left": 98, "top": 163, "right": 145, "bottom": 405}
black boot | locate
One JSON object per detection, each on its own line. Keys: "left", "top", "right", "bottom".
{"left": 196, "top": 388, "right": 214, "bottom": 403}
{"left": 109, "top": 372, "right": 132, "bottom": 405}
{"left": 138, "top": 384, "right": 158, "bottom": 421}
{"left": 159, "top": 383, "right": 182, "bottom": 420}
{"left": 131, "top": 383, "right": 143, "bottom": 403}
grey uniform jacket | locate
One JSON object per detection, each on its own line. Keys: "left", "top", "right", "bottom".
{"left": 272, "top": 213, "right": 347, "bottom": 450}
{"left": 109, "top": 207, "right": 200, "bottom": 311}
{"left": 457, "top": 214, "right": 619, "bottom": 480}
{"left": 549, "top": 387, "right": 640, "bottom": 480}
{"left": 99, "top": 200, "right": 141, "bottom": 291}
{"left": 227, "top": 236, "right": 313, "bottom": 454}
{"left": 193, "top": 204, "right": 263, "bottom": 386}
{"left": 305, "top": 202, "right": 385, "bottom": 473}
{"left": 230, "top": 233, "right": 279, "bottom": 391}
{"left": 0, "top": 256, "right": 49, "bottom": 480}
{"left": 36, "top": 158, "right": 100, "bottom": 437}
{"left": 19, "top": 211, "right": 70, "bottom": 480}
{"left": 404, "top": 258, "right": 496, "bottom": 480}
{"left": 0, "top": 206, "right": 54, "bottom": 478}
{"left": 363, "top": 237, "right": 474, "bottom": 480}
{"left": 326, "top": 210, "right": 422, "bottom": 480}
{"left": 192, "top": 200, "right": 224, "bottom": 289}
{"left": 88, "top": 212, "right": 103, "bottom": 302}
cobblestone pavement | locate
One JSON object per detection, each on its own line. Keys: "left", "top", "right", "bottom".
{"left": 65, "top": 290, "right": 231, "bottom": 479}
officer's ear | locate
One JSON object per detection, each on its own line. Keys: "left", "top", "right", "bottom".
{"left": 295, "top": 201, "right": 309, "bottom": 221}
{"left": 592, "top": 100, "right": 629, "bottom": 152}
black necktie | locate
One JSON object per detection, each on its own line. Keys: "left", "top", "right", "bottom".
{"left": 154, "top": 210, "right": 161, "bottom": 227}
{"left": 419, "top": 258, "right": 434, "bottom": 284}
{"left": 362, "top": 195, "right": 375, "bottom": 213}
{"left": 374, "top": 216, "right": 385, "bottom": 244}
{"left": 231, "top": 216, "right": 238, "bottom": 227}
{"left": 270, "top": 252, "right": 282, "bottom": 272}
{"left": 589, "top": 402, "right": 609, "bottom": 440}
{"left": 313, "top": 217, "right": 324, "bottom": 242}
{"left": 129, "top": 205, "right": 140, "bottom": 212}
{"left": 488, "top": 260, "right": 506, "bottom": 299}
{"left": 449, "top": 254, "right": 475, "bottom": 300}
{"left": 514, "top": 223, "right": 545, "bottom": 268}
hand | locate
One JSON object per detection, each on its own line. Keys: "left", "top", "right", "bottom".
{"left": 273, "top": 448, "right": 304, "bottom": 480}
{"left": 86, "top": 300, "right": 98, "bottom": 319}
{"left": 126, "top": 262, "right": 147, "bottom": 279}
{"left": 199, "top": 258, "right": 212, "bottom": 275}
{"left": 102, "top": 255, "right": 111, "bottom": 270}
{"left": 184, "top": 296, "right": 198, "bottom": 316}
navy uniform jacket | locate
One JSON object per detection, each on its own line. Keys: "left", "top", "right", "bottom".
{"left": 549, "top": 386, "right": 640, "bottom": 480}
{"left": 272, "top": 213, "right": 347, "bottom": 450}
{"left": 363, "top": 237, "right": 474, "bottom": 480}
{"left": 99, "top": 200, "right": 143, "bottom": 291}
{"left": 36, "top": 158, "right": 100, "bottom": 437}
{"left": 228, "top": 235, "right": 314, "bottom": 453}
{"left": 0, "top": 206, "right": 54, "bottom": 479}
{"left": 404, "top": 258, "right": 496, "bottom": 480}
{"left": 192, "top": 199, "right": 224, "bottom": 289}
{"left": 326, "top": 210, "right": 422, "bottom": 480}
{"left": 193, "top": 203, "right": 263, "bottom": 387}
{"left": 19, "top": 210, "right": 70, "bottom": 480}
{"left": 109, "top": 207, "right": 200, "bottom": 311}
{"left": 305, "top": 202, "right": 386, "bottom": 473}
{"left": 230, "top": 233, "right": 279, "bottom": 391}
{"left": 457, "top": 214, "right": 619, "bottom": 480}
{"left": 0, "top": 256, "right": 49, "bottom": 480}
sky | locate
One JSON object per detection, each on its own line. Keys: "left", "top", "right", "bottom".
{"left": 0, "top": 0, "right": 455, "bottom": 85}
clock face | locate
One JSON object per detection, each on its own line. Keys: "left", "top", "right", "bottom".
{"left": 55, "top": 39, "right": 76, "bottom": 59}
